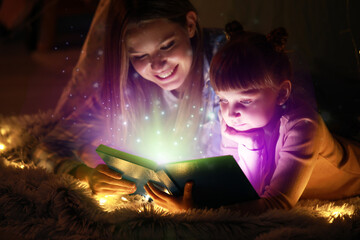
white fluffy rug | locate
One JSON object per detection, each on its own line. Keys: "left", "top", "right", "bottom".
{"left": 0, "top": 113, "right": 359, "bottom": 240}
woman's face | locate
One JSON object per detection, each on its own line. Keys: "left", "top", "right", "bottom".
{"left": 125, "top": 12, "right": 197, "bottom": 92}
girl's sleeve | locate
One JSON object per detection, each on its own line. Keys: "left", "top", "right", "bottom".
{"left": 261, "top": 116, "right": 320, "bottom": 209}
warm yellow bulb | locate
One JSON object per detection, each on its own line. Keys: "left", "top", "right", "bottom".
{"left": 0, "top": 143, "right": 5, "bottom": 151}
{"left": 99, "top": 197, "right": 107, "bottom": 206}
{"left": 316, "top": 203, "right": 355, "bottom": 223}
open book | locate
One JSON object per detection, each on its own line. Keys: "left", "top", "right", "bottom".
{"left": 96, "top": 144, "right": 259, "bottom": 208}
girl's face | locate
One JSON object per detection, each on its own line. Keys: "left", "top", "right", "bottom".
{"left": 217, "top": 87, "right": 281, "bottom": 132}
{"left": 126, "top": 12, "right": 197, "bottom": 92}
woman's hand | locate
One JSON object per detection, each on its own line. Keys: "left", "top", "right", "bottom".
{"left": 73, "top": 164, "right": 137, "bottom": 195}
{"left": 144, "top": 181, "right": 194, "bottom": 212}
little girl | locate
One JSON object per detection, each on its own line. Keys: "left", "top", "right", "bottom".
{"left": 145, "top": 22, "right": 360, "bottom": 213}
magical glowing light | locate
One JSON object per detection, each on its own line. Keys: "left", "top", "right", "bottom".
{"left": 0, "top": 143, "right": 5, "bottom": 151}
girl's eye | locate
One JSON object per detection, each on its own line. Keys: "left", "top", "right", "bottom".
{"left": 219, "top": 98, "right": 229, "bottom": 104}
{"left": 161, "top": 41, "right": 175, "bottom": 50}
{"left": 240, "top": 100, "right": 252, "bottom": 105}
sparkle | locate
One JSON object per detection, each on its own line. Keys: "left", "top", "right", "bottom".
{"left": 123, "top": 121, "right": 127, "bottom": 125}
{"left": 144, "top": 194, "right": 151, "bottom": 201}
{"left": 0, "top": 143, "right": 5, "bottom": 151}
{"left": 145, "top": 116, "right": 149, "bottom": 120}
{"left": 136, "top": 138, "right": 141, "bottom": 143}
{"left": 93, "top": 82, "right": 99, "bottom": 88}
{"left": 208, "top": 112, "right": 216, "bottom": 120}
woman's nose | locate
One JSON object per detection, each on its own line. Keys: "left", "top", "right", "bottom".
{"left": 151, "top": 53, "right": 166, "bottom": 71}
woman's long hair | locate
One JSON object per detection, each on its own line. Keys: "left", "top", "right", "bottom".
{"left": 103, "top": 0, "right": 204, "bottom": 148}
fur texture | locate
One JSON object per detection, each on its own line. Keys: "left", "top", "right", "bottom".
{"left": 0, "top": 113, "right": 359, "bottom": 240}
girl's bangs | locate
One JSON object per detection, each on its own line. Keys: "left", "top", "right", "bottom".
{"left": 211, "top": 48, "right": 274, "bottom": 92}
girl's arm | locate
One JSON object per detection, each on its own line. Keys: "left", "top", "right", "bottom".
{"left": 227, "top": 116, "right": 320, "bottom": 213}
{"left": 146, "top": 116, "right": 320, "bottom": 213}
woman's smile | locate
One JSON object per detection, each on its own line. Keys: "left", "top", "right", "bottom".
{"left": 155, "top": 65, "right": 178, "bottom": 80}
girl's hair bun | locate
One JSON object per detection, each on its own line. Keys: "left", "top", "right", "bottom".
{"left": 224, "top": 20, "right": 244, "bottom": 40}
{"left": 266, "top": 27, "right": 288, "bottom": 53}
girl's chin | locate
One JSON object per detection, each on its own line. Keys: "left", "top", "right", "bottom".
{"left": 227, "top": 124, "right": 258, "bottom": 133}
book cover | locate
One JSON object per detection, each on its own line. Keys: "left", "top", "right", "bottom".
{"left": 96, "top": 144, "right": 259, "bottom": 208}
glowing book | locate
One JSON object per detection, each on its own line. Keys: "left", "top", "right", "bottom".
{"left": 96, "top": 144, "right": 259, "bottom": 208}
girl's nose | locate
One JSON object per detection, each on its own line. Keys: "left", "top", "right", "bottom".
{"left": 229, "top": 104, "right": 241, "bottom": 118}
{"left": 151, "top": 53, "right": 166, "bottom": 71}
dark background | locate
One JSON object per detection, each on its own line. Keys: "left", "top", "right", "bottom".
{"left": 0, "top": 0, "right": 359, "bottom": 140}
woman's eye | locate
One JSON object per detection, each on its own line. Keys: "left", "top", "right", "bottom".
{"left": 133, "top": 54, "right": 147, "bottom": 60}
{"left": 161, "top": 41, "right": 175, "bottom": 50}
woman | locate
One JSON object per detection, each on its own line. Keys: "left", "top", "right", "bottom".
{"left": 33, "top": 0, "right": 226, "bottom": 196}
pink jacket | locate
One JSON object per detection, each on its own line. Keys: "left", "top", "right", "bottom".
{"left": 221, "top": 101, "right": 360, "bottom": 209}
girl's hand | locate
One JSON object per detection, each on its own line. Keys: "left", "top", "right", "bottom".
{"left": 220, "top": 114, "right": 264, "bottom": 150}
{"left": 144, "top": 181, "right": 194, "bottom": 212}
{"left": 74, "top": 164, "right": 137, "bottom": 195}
